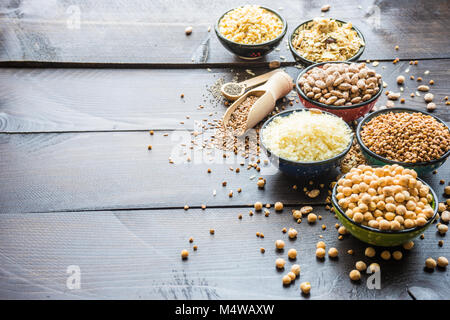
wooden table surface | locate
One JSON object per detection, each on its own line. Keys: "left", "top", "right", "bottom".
{"left": 0, "top": 0, "right": 449, "bottom": 300}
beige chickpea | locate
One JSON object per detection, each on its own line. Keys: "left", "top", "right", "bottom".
{"left": 438, "top": 224, "right": 448, "bottom": 235}
{"left": 338, "top": 226, "right": 347, "bottom": 235}
{"left": 368, "top": 263, "right": 380, "bottom": 273}
{"left": 365, "top": 247, "right": 376, "bottom": 258}
{"left": 316, "top": 241, "right": 326, "bottom": 249}
{"left": 275, "top": 240, "right": 285, "bottom": 250}
{"left": 353, "top": 212, "right": 364, "bottom": 223}
{"left": 288, "top": 228, "right": 298, "bottom": 239}
{"left": 288, "top": 248, "right": 298, "bottom": 260}
{"left": 282, "top": 275, "right": 292, "bottom": 285}
{"left": 181, "top": 249, "right": 189, "bottom": 259}
{"left": 425, "top": 257, "right": 437, "bottom": 269}
{"left": 328, "top": 247, "right": 338, "bottom": 258}
{"left": 274, "top": 202, "right": 284, "bottom": 211}
{"left": 300, "top": 282, "right": 311, "bottom": 294}
{"left": 349, "top": 269, "right": 361, "bottom": 281}
{"left": 307, "top": 213, "right": 317, "bottom": 223}
{"left": 291, "top": 264, "right": 301, "bottom": 276}
{"left": 392, "top": 251, "right": 403, "bottom": 260}
{"left": 390, "top": 220, "right": 402, "bottom": 231}
{"left": 355, "top": 261, "right": 367, "bottom": 271}
{"left": 254, "top": 202, "right": 263, "bottom": 211}
{"left": 368, "top": 220, "right": 379, "bottom": 229}
{"left": 381, "top": 250, "right": 391, "bottom": 260}
{"left": 437, "top": 256, "right": 448, "bottom": 268}
{"left": 438, "top": 202, "right": 446, "bottom": 213}
{"left": 287, "top": 271, "right": 296, "bottom": 281}
{"left": 379, "top": 219, "right": 391, "bottom": 230}
{"left": 276, "top": 258, "right": 286, "bottom": 269}
{"left": 416, "top": 217, "right": 427, "bottom": 226}
{"left": 316, "top": 248, "right": 326, "bottom": 259}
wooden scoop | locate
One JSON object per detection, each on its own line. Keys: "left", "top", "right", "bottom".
{"left": 220, "top": 69, "right": 282, "bottom": 101}
{"left": 222, "top": 71, "right": 293, "bottom": 136}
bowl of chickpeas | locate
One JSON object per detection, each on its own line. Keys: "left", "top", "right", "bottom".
{"left": 331, "top": 164, "right": 438, "bottom": 247}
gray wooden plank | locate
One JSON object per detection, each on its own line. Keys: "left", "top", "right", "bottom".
{"left": 0, "top": 206, "right": 448, "bottom": 299}
{"left": 1, "top": 0, "right": 449, "bottom": 65}
{"left": 0, "top": 130, "right": 449, "bottom": 214}
{"left": 0, "top": 60, "right": 448, "bottom": 133}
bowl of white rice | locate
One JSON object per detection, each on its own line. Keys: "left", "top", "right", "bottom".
{"left": 260, "top": 108, "right": 353, "bottom": 178}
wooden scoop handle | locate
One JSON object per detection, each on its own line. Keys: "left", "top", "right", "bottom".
{"left": 240, "top": 69, "right": 281, "bottom": 88}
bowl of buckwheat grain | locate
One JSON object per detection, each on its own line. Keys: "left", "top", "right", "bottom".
{"left": 356, "top": 108, "right": 450, "bottom": 176}
{"left": 215, "top": 5, "right": 287, "bottom": 59}
{"left": 332, "top": 164, "right": 439, "bottom": 246}
{"left": 296, "top": 61, "right": 383, "bottom": 122}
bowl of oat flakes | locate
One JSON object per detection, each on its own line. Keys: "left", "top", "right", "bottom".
{"left": 289, "top": 17, "right": 365, "bottom": 65}
{"left": 215, "top": 5, "right": 287, "bottom": 59}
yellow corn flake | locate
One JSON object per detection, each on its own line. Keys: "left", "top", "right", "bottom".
{"left": 219, "top": 5, "right": 283, "bottom": 45}
{"left": 292, "top": 17, "right": 364, "bottom": 62}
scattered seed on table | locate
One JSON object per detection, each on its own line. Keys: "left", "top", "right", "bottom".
{"left": 307, "top": 213, "right": 317, "bottom": 223}
{"left": 147, "top": 145, "right": 152, "bottom": 150}
{"left": 275, "top": 240, "right": 285, "bottom": 250}
{"left": 288, "top": 228, "right": 298, "bottom": 239}
{"left": 238, "top": 214, "right": 242, "bottom": 220}
{"left": 316, "top": 241, "right": 326, "bottom": 249}
{"left": 321, "top": 4, "right": 331, "bottom": 12}
{"left": 437, "top": 256, "right": 448, "bottom": 268}
{"left": 368, "top": 263, "right": 380, "bottom": 273}
{"left": 300, "top": 282, "right": 311, "bottom": 294}
{"left": 403, "top": 241, "right": 414, "bottom": 250}
{"left": 282, "top": 227, "right": 287, "bottom": 233}
{"left": 316, "top": 248, "right": 326, "bottom": 259}
{"left": 291, "top": 264, "right": 301, "bottom": 276}
{"left": 257, "top": 179, "right": 265, "bottom": 188}
{"left": 276, "top": 258, "right": 286, "bottom": 269}
{"left": 207, "top": 168, "right": 211, "bottom": 173}
{"left": 425, "top": 257, "right": 437, "bottom": 269}
{"left": 149, "top": 130, "right": 154, "bottom": 135}
{"left": 184, "top": 205, "right": 189, "bottom": 210}
{"left": 282, "top": 275, "right": 292, "bottom": 285}
{"left": 438, "top": 224, "right": 448, "bottom": 235}
{"left": 427, "top": 102, "right": 436, "bottom": 111}
{"left": 193, "top": 245, "right": 198, "bottom": 251}
{"left": 260, "top": 247, "right": 265, "bottom": 253}
{"left": 441, "top": 211, "right": 450, "bottom": 223}
{"left": 254, "top": 202, "right": 263, "bottom": 211}
{"left": 396, "top": 75, "right": 405, "bottom": 85}
{"left": 365, "top": 247, "right": 376, "bottom": 258}
{"left": 338, "top": 226, "right": 347, "bottom": 235}
{"left": 228, "top": 191, "right": 233, "bottom": 197}
{"left": 288, "top": 248, "right": 297, "bottom": 260}
{"left": 222, "top": 181, "right": 227, "bottom": 187}
{"left": 349, "top": 270, "right": 361, "bottom": 281}
{"left": 287, "top": 271, "right": 296, "bottom": 281}
{"left": 328, "top": 248, "right": 338, "bottom": 258}
{"left": 347, "top": 249, "right": 354, "bottom": 255}
{"left": 185, "top": 26, "right": 192, "bottom": 35}
{"left": 201, "top": 204, "right": 206, "bottom": 210}
{"left": 210, "top": 229, "right": 215, "bottom": 235}
{"left": 274, "top": 202, "right": 284, "bottom": 211}
{"left": 392, "top": 251, "right": 403, "bottom": 260}
{"left": 249, "top": 210, "right": 254, "bottom": 216}
{"left": 355, "top": 261, "right": 367, "bottom": 271}
{"left": 189, "top": 237, "right": 194, "bottom": 243}
{"left": 181, "top": 250, "right": 189, "bottom": 259}
{"left": 381, "top": 250, "right": 391, "bottom": 260}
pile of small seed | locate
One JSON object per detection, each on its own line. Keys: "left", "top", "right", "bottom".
{"left": 336, "top": 164, "right": 434, "bottom": 231}
{"left": 340, "top": 138, "right": 366, "bottom": 174}
{"left": 298, "top": 62, "right": 381, "bottom": 106}
{"left": 360, "top": 112, "right": 450, "bottom": 163}
{"left": 227, "top": 95, "right": 259, "bottom": 135}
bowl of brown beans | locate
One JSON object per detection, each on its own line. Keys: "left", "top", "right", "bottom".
{"left": 332, "top": 164, "right": 438, "bottom": 246}
{"left": 296, "top": 62, "right": 383, "bottom": 122}
{"left": 356, "top": 108, "right": 450, "bottom": 176}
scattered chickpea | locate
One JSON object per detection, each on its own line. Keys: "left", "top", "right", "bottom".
{"left": 349, "top": 270, "right": 361, "bottom": 281}
{"left": 288, "top": 248, "right": 297, "bottom": 260}
{"left": 276, "top": 258, "right": 286, "bottom": 269}
{"left": 437, "top": 256, "right": 448, "bottom": 268}
{"left": 300, "top": 282, "right": 311, "bottom": 295}
{"left": 307, "top": 213, "right": 317, "bottom": 223}
{"left": 396, "top": 75, "right": 405, "bottom": 85}
{"left": 185, "top": 26, "right": 193, "bottom": 35}
{"left": 316, "top": 241, "right": 326, "bottom": 249}
{"left": 210, "top": 229, "right": 215, "bottom": 235}
{"left": 260, "top": 247, "right": 265, "bottom": 253}
{"left": 274, "top": 202, "right": 284, "bottom": 211}
{"left": 347, "top": 249, "right": 354, "bottom": 255}
{"left": 403, "top": 241, "right": 414, "bottom": 250}
{"left": 291, "top": 264, "right": 301, "bottom": 276}
{"left": 238, "top": 214, "right": 242, "bottom": 220}
{"left": 338, "top": 226, "right": 347, "bottom": 235}
{"left": 355, "top": 261, "right": 367, "bottom": 271}
{"left": 328, "top": 247, "right": 338, "bottom": 258}
{"left": 392, "top": 251, "right": 403, "bottom": 260}
{"left": 257, "top": 179, "right": 266, "bottom": 188}
{"left": 425, "top": 257, "right": 437, "bottom": 269}
{"left": 316, "top": 248, "right": 326, "bottom": 259}
{"left": 181, "top": 250, "right": 189, "bottom": 259}
{"left": 189, "top": 237, "right": 194, "bottom": 243}
{"left": 149, "top": 130, "right": 154, "bottom": 135}
{"left": 381, "top": 250, "right": 391, "bottom": 260}
{"left": 445, "top": 186, "right": 450, "bottom": 195}
{"left": 438, "top": 224, "right": 448, "bottom": 235}
{"left": 282, "top": 275, "right": 292, "bottom": 285}
{"left": 275, "top": 240, "right": 285, "bottom": 250}
{"left": 288, "top": 228, "right": 298, "bottom": 239}
{"left": 438, "top": 202, "right": 446, "bottom": 213}
{"left": 193, "top": 245, "right": 198, "bottom": 251}
{"left": 365, "top": 247, "right": 376, "bottom": 258}
{"left": 147, "top": 145, "right": 152, "bottom": 150}
{"left": 254, "top": 202, "right": 263, "bottom": 211}
{"left": 287, "top": 271, "right": 296, "bottom": 281}
{"left": 368, "top": 263, "right": 380, "bottom": 273}
{"left": 207, "top": 168, "right": 211, "bottom": 173}
{"left": 184, "top": 205, "right": 189, "bottom": 210}
{"left": 282, "top": 227, "right": 287, "bottom": 233}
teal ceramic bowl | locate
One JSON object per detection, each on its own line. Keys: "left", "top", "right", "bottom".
{"left": 332, "top": 174, "right": 438, "bottom": 247}
{"left": 356, "top": 108, "right": 450, "bottom": 176}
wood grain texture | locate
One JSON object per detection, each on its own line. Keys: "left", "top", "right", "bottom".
{"left": 0, "top": 130, "right": 448, "bottom": 214}
{"left": 0, "top": 60, "right": 449, "bottom": 133}
{"left": 0, "top": 206, "right": 448, "bottom": 299}
{"left": 1, "top": 0, "right": 449, "bottom": 65}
